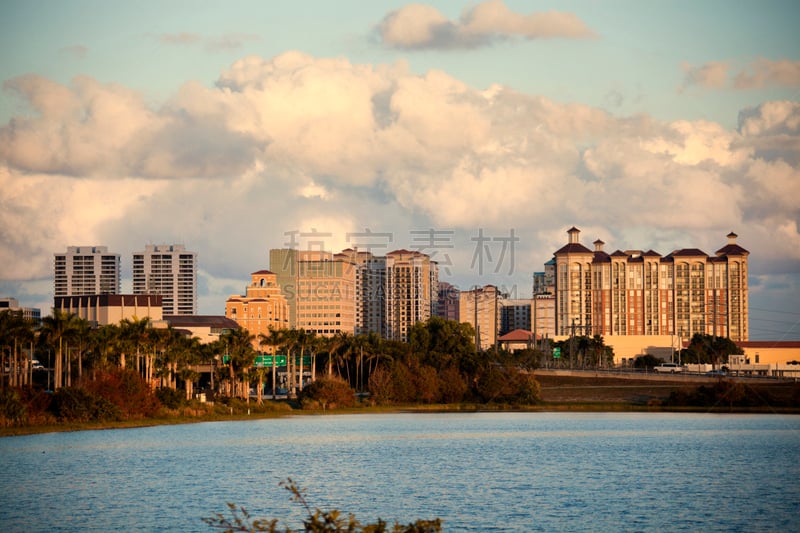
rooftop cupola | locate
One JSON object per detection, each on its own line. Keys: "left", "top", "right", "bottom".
{"left": 568, "top": 226, "right": 581, "bottom": 244}
{"left": 593, "top": 239, "right": 605, "bottom": 252}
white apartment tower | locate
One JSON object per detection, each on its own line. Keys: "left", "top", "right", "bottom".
{"left": 54, "top": 246, "right": 120, "bottom": 296}
{"left": 132, "top": 244, "right": 197, "bottom": 315}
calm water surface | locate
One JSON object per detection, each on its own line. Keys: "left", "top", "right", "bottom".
{"left": 1, "top": 412, "right": 799, "bottom": 532}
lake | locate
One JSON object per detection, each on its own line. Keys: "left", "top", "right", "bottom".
{"left": 1, "top": 412, "right": 799, "bottom": 532}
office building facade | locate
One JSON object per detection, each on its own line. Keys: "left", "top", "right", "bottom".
{"left": 270, "top": 249, "right": 356, "bottom": 336}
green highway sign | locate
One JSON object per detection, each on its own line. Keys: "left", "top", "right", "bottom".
{"left": 222, "top": 354, "right": 310, "bottom": 368}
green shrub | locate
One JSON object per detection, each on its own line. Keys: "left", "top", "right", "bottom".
{"left": 299, "top": 377, "right": 355, "bottom": 410}
{"left": 156, "top": 387, "right": 187, "bottom": 409}
{"left": 49, "top": 387, "right": 120, "bottom": 422}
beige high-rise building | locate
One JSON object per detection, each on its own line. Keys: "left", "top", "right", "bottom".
{"left": 552, "top": 227, "right": 749, "bottom": 341}
{"left": 225, "top": 270, "right": 290, "bottom": 351}
{"left": 336, "top": 249, "right": 385, "bottom": 336}
{"left": 532, "top": 294, "right": 556, "bottom": 340}
{"left": 385, "top": 249, "right": 438, "bottom": 341}
{"left": 270, "top": 249, "right": 356, "bottom": 336}
{"left": 54, "top": 246, "right": 120, "bottom": 297}
{"left": 459, "top": 285, "right": 501, "bottom": 351}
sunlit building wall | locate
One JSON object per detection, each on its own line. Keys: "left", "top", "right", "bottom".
{"left": 552, "top": 227, "right": 749, "bottom": 342}
{"left": 225, "top": 270, "right": 290, "bottom": 350}
{"left": 385, "top": 249, "right": 438, "bottom": 342}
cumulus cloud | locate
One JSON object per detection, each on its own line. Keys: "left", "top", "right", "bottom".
{"left": 2, "top": 51, "right": 799, "bottom": 317}
{"left": 377, "top": 0, "right": 595, "bottom": 50}
{"left": 682, "top": 58, "right": 800, "bottom": 90}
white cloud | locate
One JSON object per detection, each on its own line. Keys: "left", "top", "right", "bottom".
{"left": 1, "top": 51, "right": 799, "bottom": 317}
{"left": 377, "top": 0, "right": 595, "bottom": 50}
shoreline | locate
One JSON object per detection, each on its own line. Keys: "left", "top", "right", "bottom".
{"left": 3, "top": 401, "right": 799, "bottom": 438}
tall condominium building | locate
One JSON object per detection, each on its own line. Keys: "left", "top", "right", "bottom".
{"left": 132, "top": 244, "right": 197, "bottom": 315}
{"left": 336, "top": 249, "right": 385, "bottom": 336}
{"left": 459, "top": 285, "right": 501, "bottom": 350}
{"left": 225, "top": 270, "right": 290, "bottom": 351}
{"left": 385, "top": 249, "right": 438, "bottom": 342}
{"left": 552, "top": 227, "right": 749, "bottom": 341}
{"left": 269, "top": 249, "right": 356, "bottom": 336}
{"left": 54, "top": 246, "right": 120, "bottom": 297}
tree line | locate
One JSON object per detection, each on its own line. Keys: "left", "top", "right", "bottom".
{"left": 1, "top": 310, "right": 554, "bottom": 426}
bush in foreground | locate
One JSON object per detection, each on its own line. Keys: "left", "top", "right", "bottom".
{"left": 299, "top": 377, "right": 356, "bottom": 410}
{"left": 204, "top": 478, "right": 441, "bottom": 533}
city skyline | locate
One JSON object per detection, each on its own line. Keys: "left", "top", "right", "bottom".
{"left": 1, "top": 1, "right": 798, "bottom": 341}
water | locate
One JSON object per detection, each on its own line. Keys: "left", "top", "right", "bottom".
{"left": 1, "top": 412, "right": 799, "bottom": 532}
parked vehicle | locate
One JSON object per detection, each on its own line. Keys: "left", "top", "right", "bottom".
{"left": 706, "top": 369, "right": 728, "bottom": 377}
{"left": 654, "top": 363, "right": 684, "bottom": 373}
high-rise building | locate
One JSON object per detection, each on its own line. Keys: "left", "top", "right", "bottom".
{"left": 225, "top": 270, "right": 289, "bottom": 350}
{"left": 270, "top": 249, "right": 356, "bottom": 336}
{"left": 54, "top": 246, "right": 120, "bottom": 297}
{"left": 385, "top": 249, "right": 438, "bottom": 341}
{"left": 500, "top": 298, "right": 532, "bottom": 336}
{"left": 132, "top": 244, "right": 197, "bottom": 315}
{"left": 337, "top": 249, "right": 385, "bottom": 336}
{"left": 436, "top": 281, "right": 460, "bottom": 322}
{"left": 532, "top": 259, "right": 555, "bottom": 295}
{"left": 552, "top": 227, "right": 749, "bottom": 341}
{"left": 532, "top": 294, "right": 556, "bottom": 340}
{"left": 459, "top": 285, "right": 501, "bottom": 350}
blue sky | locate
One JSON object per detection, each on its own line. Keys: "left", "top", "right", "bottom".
{"left": 1, "top": 0, "right": 799, "bottom": 340}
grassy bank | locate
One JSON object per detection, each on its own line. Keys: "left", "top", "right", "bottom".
{"left": 3, "top": 374, "right": 799, "bottom": 437}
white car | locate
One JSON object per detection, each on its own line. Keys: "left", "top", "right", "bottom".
{"left": 654, "top": 363, "right": 684, "bottom": 373}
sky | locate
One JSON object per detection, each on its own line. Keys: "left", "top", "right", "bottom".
{"left": 1, "top": 0, "right": 798, "bottom": 340}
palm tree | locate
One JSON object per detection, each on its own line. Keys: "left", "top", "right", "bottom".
{"left": 115, "top": 317, "right": 150, "bottom": 371}
{"left": 259, "top": 327, "right": 287, "bottom": 399}
{"left": 294, "top": 329, "right": 317, "bottom": 392}
{"left": 40, "top": 310, "right": 82, "bottom": 390}
{"left": 0, "top": 310, "right": 33, "bottom": 388}
{"left": 220, "top": 328, "right": 256, "bottom": 399}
